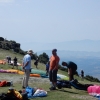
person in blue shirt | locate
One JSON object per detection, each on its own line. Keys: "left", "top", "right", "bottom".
{"left": 22, "top": 49, "right": 33, "bottom": 89}
{"left": 62, "top": 61, "right": 77, "bottom": 81}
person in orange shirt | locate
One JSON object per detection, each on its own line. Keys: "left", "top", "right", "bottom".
{"left": 49, "top": 49, "right": 60, "bottom": 90}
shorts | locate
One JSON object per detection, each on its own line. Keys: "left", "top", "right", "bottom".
{"left": 72, "top": 69, "right": 76, "bottom": 75}
{"left": 49, "top": 70, "right": 58, "bottom": 82}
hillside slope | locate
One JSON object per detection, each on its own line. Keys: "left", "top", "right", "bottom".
{"left": 0, "top": 49, "right": 100, "bottom": 100}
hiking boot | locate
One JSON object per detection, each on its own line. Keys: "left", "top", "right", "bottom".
{"left": 49, "top": 87, "right": 56, "bottom": 90}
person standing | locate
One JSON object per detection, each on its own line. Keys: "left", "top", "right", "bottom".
{"left": 34, "top": 57, "right": 39, "bottom": 69}
{"left": 49, "top": 49, "right": 60, "bottom": 90}
{"left": 45, "top": 61, "right": 50, "bottom": 76}
{"left": 22, "top": 49, "right": 33, "bottom": 89}
{"left": 8, "top": 57, "right": 11, "bottom": 64}
{"left": 7, "top": 56, "right": 11, "bottom": 64}
{"left": 81, "top": 70, "right": 84, "bottom": 80}
{"left": 12, "top": 57, "right": 18, "bottom": 69}
{"left": 62, "top": 61, "right": 77, "bottom": 81}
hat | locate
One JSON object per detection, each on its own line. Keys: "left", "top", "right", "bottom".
{"left": 27, "top": 49, "right": 34, "bottom": 54}
{"left": 52, "top": 49, "right": 57, "bottom": 52}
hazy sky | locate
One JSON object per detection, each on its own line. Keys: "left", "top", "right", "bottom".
{"left": 0, "top": 0, "right": 100, "bottom": 51}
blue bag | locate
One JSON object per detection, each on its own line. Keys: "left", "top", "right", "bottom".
{"left": 25, "top": 86, "right": 34, "bottom": 98}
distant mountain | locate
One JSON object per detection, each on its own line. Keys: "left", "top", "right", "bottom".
{"left": 37, "top": 50, "right": 100, "bottom": 58}
{"left": 21, "top": 39, "right": 100, "bottom": 52}
{"left": 41, "top": 39, "right": 100, "bottom": 52}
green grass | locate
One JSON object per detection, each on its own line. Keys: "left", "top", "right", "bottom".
{"left": 0, "top": 49, "right": 99, "bottom": 100}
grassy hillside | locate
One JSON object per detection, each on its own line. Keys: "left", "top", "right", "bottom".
{"left": 0, "top": 49, "right": 99, "bottom": 100}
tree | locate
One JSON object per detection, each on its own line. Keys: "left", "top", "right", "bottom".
{"left": 38, "top": 52, "right": 49, "bottom": 64}
{"left": 31, "top": 53, "right": 38, "bottom": 60}
{"left": 0, "top": 37, "right": 4, "bottom": 41}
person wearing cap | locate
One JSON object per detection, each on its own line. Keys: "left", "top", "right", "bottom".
{"left": 62, "top": 61, "right": 77, "bottom": 81}
{"left": 22, "top": 49, "right": 33, "bottom": 89}
{"left": 49, "top": 49, "right": 60, "bottom": 90}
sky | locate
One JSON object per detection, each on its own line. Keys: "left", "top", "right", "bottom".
{"left": 0, "top": 0, "right": 100, "bottom": 51}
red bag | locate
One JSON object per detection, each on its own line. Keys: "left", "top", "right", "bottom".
{"left": 0, "top": 81, "right": 7, "bottom": 87}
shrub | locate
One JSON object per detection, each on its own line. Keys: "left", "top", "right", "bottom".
{"left": 85, "top": 75, "right": 100, "bottom": 82}
{"left": 0, "top": 37, "right": 4, "bottom": 41}
{"left": 38, "top": 53, "right": 49, "bottom": 64}
{"left": 19, "top": 49, "right": 25, "bottom": 55}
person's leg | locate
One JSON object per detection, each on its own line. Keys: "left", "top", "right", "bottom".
{"left": 8, "top": 59, "right": 9, "bottom": 64}
{"left": 22, "top": 71, "right": 26, "bottom": 88}
{"left": 71, "top": 74, "right": 74, "bottom": 80}
{"left": 69, "top": 68, "right": 74, "bottom": 81}
{"left": 16, "top": 62, "right": 18, "bottom": 69}
{"left": 52, "top": 69, "right": 58, "bottom": 88}
{"left": 46, "top": 69, "right": 49, "bottom": 76}
{"left": 22, "top": 77, "right": 25, "bottom": 88}
{"left": 9, "top": 60, "right": 11, "bottom": 64}
{"left": 12, "top": 62, "right": 14, "bottom": 69}
{"left": 81, "top": 75, "right": 83, "bottom": 80}
{"left": 46, "top": 70, "right": 48, "bottom": 76}
{"left": 69, "top": 74, "right": 73, "bottom": 81}
{"left": 49, "top": 70, "right": 53, "bottom": 88}
{"left": 25, "top": 69, "right": 30, "bottom": 87}
{"left": 36, "top": 63, "right": 38, "bottom": 69}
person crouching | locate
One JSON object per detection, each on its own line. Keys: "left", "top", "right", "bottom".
{"left": 62, "top": 61, "right": 77, "bottom": 81}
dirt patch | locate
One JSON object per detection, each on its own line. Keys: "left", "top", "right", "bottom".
{"left": 0, "top": 73, "right": 49, "bottom": 83}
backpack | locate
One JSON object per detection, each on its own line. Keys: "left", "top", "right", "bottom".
{"left": 25, "top": 86, "right": 34, "bottom": 98}
{"left": 7, "top": 89, "right": 22, "bottom": 100}
{"left": 0, "top": 81, "right": 7, "bottom": 87}
{"left": 0, "top": 92, "right": 21, "bottom": 100}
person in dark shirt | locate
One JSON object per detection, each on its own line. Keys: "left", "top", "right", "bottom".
{"left": 62, "top": 61, "right": 77, "bottom": 81}
{"left": 34, "top": 58, "right": 39, "bottom": 69}
{"left": 45, "top": 61, "right": 50, "bottom": 76}
{"left": 12, "top": 57, "right": 18, "bottom": 69}
{"left": 81, "top": 70, "right": 84, "bottom": 80}
{"left": 7, "top": 56, "right": 11, "bottom": 64}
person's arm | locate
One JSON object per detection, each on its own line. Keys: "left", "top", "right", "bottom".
{"left": 67, "top": 63, "right": 72, "bottom": 75}
{"left": 68, "top": 68, "right": 70, "bottom": 75}
{"left": 68, "top": 68, "right": 72, "bottom": 75}
{"left": 23, "top": 61, "right": 29, "bottom": 69}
